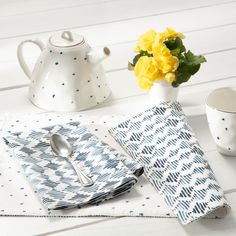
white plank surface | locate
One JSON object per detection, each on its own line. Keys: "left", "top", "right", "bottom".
{"left": 0, "top": 0, "right": 118, "bottom": 17}
{"left": 1, "top": 2, "right": 236, "bottom": 62}
{"left": 0, "top": 0, "right": 231, "bottom": 39}
{"left": 1, "top": 2, "right": 236, "bottom": 64}
{"left": 1, "top": 0, "right": 236, "bottom": 235}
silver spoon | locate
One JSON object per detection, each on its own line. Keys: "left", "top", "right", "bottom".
{"left": 50, "top": 133, "right": 93, "bottom": 187}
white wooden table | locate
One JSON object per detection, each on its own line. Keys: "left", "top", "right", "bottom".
{"left": 1, "top": 0, "right": 236, "bottom": 235}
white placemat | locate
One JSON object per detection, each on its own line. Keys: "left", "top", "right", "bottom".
{"left": 0, "top": 112, "right": 175, "bottom": 218}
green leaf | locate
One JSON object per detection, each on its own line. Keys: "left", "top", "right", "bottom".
{"left": 165, "top": 37, "right": 186, "bottom": 56}
{"left": 170, "top": 48, "right": 181, "bottom": 57}
{"left": 175, "top": 62, "right": 200, "bottom": 85}
{"left": 172, "top": 81, "right": 180, "bottom": 87}
{"left": 175, "top": 50, "right": 206, "bottom": 86}
{"left": 184, "top": 50, "right": 206, "bottom": 67}
{"left": 132, "top": 54, "right": 142, "bottom": 66}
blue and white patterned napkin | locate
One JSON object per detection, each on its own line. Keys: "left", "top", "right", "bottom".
{"left": 109, "top": 101, "right": 230, "bottom": 224}
{"left": 4, "top": 122, "right": 143, "bottom": 210}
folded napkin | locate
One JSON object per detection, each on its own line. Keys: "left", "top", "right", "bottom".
{"left": 4, "top": 122, "right": 143, "bottom": 210}
{"left": 109, "top": 101, "right": 230, "bottom": 224}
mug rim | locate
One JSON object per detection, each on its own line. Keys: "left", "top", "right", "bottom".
{"left": 206, "top": 87, "right": 236, "bottom": 114}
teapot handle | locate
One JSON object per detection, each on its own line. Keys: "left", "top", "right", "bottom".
{"left": 17, "top": 39, "right": 45, "bottom": 80}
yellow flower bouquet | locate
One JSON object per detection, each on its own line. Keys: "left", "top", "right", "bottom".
{"left": 129, "top": 28, "right": 206, "bottom": 90}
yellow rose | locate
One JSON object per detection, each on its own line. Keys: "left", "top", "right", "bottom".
{"left": 155, "top": 27, "right": 185, "bottom": 44}
{"left": 137, "top": 77, "right": 154, "bottom": 90}
{"left": 163, "top": 27, "right": 185, "bottom": 40}
{"left": 134, "top": 29, "right": 157, "bottom": 54}
{"left": 165, "top": 72, "right": 176, "bottom": 84}
{"left": 134, "top": 56, "right": 162, "bottom": 90}
{"left": 134, "top": 56, "right": 158, "bottom": 80}
{"left": 152, "top": 42, "right": 179, "bottom": 73}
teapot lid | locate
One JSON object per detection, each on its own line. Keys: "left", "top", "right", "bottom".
{"left": 49, "top": 31, "right": 84, "bottom": 47}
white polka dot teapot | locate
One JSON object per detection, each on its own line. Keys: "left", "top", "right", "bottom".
{"left": 17, "top": 31, "right": 111, "bottom": 111}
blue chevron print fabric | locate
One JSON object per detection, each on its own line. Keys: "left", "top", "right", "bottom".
{"left": 109, "top": 101, "right": 230, "bottom": 224}
{"left": 4, "top": 122, "right": 143, "bottom": 210}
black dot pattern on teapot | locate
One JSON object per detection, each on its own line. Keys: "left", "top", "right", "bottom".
{"left": 28, "top": 50, "right": 111, "bottom": 111}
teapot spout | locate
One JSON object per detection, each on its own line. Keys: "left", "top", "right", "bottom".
{"left": 87, "top": 47, "right": 110, "bottom": 65}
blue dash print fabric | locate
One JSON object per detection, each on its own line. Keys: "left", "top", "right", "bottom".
{"left": 109, "top": 101, "right": 230, "bottom": 224}
{"left": 4, "top": 122, "right": 143, "bottom": 210}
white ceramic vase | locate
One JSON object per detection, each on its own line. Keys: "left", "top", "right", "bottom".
{"left": 149, "top": 80, "right": 179, "bottom": 105}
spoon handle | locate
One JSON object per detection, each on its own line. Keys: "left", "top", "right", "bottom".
{"left": 70, "top": 160, "right": 94, "bottom": 187}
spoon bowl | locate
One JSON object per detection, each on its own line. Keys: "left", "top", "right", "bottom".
{"left": 50, "top": 133, "right": 94, "bottom": 187}
{"left": 50, "top": 134, "right": 73, "bottom": 157}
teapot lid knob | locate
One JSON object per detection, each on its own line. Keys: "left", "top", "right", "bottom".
{"left": 49, "top": 31, "right": 84, "bottom": 48}
{"left": 61, "top": 31, "right": 74, "bottom": 41}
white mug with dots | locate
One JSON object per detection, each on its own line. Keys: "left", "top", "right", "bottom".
{"left": 17, "top": 31, "right": 111, "bottom": 111}
{"left": 206, "top": 87, "right": 236, "bottom": 156}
